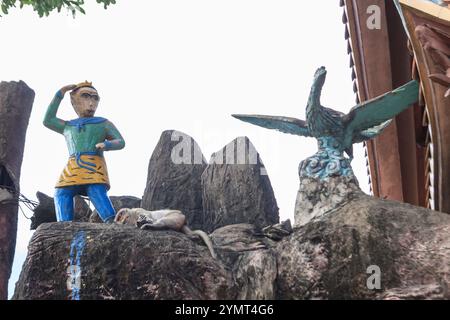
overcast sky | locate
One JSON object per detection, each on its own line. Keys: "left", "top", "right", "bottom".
{"left": 2, "top": 1, "right": 370, "bottom": 298}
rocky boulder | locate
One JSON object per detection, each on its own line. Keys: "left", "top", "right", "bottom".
{"left": 277, "top": 191, "right": 450, "bottom": 299}
{"left": 142, "top": 130, "right": 207, "bottom": 230}
{"left": 13, "top": 220, "right": 289, "bottom": 300}
{"left": 210, "top": 224, "right": 279, "bottom": 300}
{"left": 202, "top": 137, "right": 279, "bottom": 232}
{"left": 294, "top": 175, "right": 362, "bottom": 227}
{"left": 13, "top": 222, "right": 236, "bottom": 300}
{"left": 12, "top": 189, "right": 450, "bottom": 299}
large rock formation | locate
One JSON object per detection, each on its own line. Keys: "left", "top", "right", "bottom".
{"left": 11, "top": 126, "right": 450, "bottom": 300}
{"left": 13, "top": 186, "right": 450, "bottom": 300}
{"left": 0, "top": 81, "right": 34, "bottom": 300}
{"left": 202, "top": 137, "right": 279, "bottom": 232}
{"left": 13, "top": 222, "right": 236, "bottom": 300}
{"left": 13, "top": 220, "right": 289, "bottom": 300}
{"left": 278, "top": 189, "right": 450, "bottom": 299}
{"left": 142, "top": 130, "right": 207, "bottom": 230}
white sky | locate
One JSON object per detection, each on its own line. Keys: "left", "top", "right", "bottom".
{"left": 2, "top": 0, "right": 370, "bottom": 298}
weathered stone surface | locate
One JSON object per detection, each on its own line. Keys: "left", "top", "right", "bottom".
{"left": 31, "top": 192, "right": 92, "bottom": 229}
{"left": 13, "top": 222, "right": 235, "bottom": 300}
{"left": 294, "top": 175, "right": 362, "bottom": 227}
{"left": 13, "top": 221, "right": 286, "bottom": 300}
{"left": 262, "top": 220, "right": 293, "bottom": 241}
{"left": 210, "top": 223, "right": 279, "bottom": 299}
{"left": 277, "top": 193, "right": 450, "bottom": 299}
{"left": 378, "top": 284, "right": 448, "bottom": 300}
{"left": 90, "top": 195, "right": 141, "bottom": 223}
{"left": 142, "top": 130, "right": 207, "bottom": 230}
{"left": 210, "top": 223, "right": 269, "bottom": 267}
{"left": 0, "top": 81, "right": 34, "bottom": 300}
{"left": 235, "top": 249, "right": 277, "bottom": 300}
{"left": 202, "top": 137, "right": 279, "bottom": 232}
{"left": 13, "top": 180, "right": 450, "bottom": 300}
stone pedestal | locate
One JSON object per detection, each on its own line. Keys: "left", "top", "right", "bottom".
{"left": 294, "top": 174, "right": 363, "bottom": 227}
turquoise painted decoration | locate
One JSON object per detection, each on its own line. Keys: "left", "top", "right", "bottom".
{"left": 232, "top": 66, "right": 420, "bottom": 179}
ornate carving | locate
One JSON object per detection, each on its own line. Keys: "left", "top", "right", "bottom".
{"left": 299, "top": 137, "right": 354, "bottom": 180}
{"left": 415, "top": 23, "right": 450, "bottom": 97}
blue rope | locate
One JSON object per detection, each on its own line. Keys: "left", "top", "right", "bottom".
{"left": 71, "top": 151, "right": 100, "bottom": 172}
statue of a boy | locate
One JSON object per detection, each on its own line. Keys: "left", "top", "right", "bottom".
{"left": 43, "top": 81, "right": 125, "bottom": 223}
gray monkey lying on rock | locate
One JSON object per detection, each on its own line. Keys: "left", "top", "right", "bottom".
{"left": 115, "top": 208, "right": 217, "bottom": 259}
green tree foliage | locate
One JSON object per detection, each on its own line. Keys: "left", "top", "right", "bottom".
{"left": 1, "top": 0, "right": 117, "bottom": 17}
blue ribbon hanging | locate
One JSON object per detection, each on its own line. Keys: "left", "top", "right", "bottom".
{"left": 71, "top": 151, "right": 99, "bottom": 172}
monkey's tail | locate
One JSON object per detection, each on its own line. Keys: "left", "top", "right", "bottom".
{"left": 182, "top": 226, "right": 217, "bottom": 259}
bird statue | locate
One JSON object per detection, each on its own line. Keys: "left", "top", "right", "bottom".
{"left": 232, "top": 66, "right": 419, "bottom": 180}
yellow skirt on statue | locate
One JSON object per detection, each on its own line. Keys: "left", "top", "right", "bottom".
{"left": 55, "top": 154, "right": 110, "bottom": 189}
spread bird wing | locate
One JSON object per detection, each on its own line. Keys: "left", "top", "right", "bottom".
{"left": 232, "top": 114, "right": 312, "bottom": 137}
{"left": 352, "top": 120, "right": 392, "bottom": 144}
{"left": 343, "top": 80, "right": 419, "bottom": 138}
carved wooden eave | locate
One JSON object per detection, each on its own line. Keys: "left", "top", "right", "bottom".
{"left": 340, "top": 0, "right": 428, "bottom": 208}
{"left": 398, "top": 0, "right": 450, "bottom": 212}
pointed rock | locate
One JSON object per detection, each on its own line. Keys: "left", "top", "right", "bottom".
{"left": 142, "top": 130, "right": 207, "bottom": 230}
{"left": 201, "top": 137, "right": 279, "bottom": 232}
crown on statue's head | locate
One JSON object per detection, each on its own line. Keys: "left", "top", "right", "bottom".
{"left": 73, "top": 81, "right": 97, "bottom": 92}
